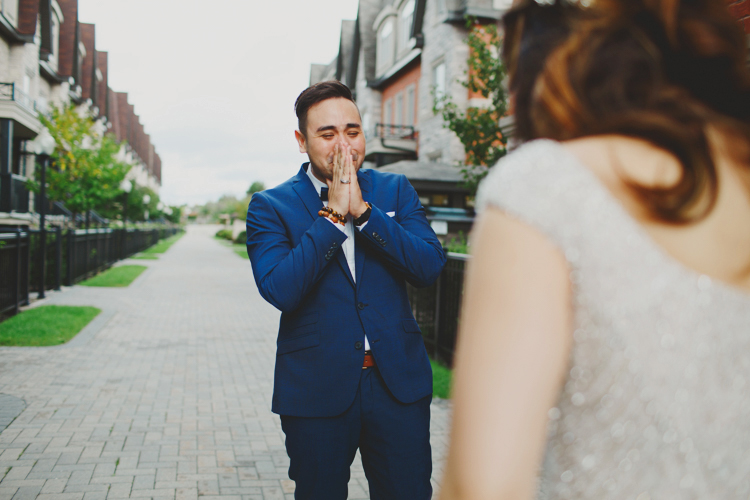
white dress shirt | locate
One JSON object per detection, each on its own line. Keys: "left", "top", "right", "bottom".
{"left": 306, "top": 165, "right": 370, "bottom": 351}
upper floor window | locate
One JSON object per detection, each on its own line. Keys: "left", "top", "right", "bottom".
{"left": 395, "top": 92, "right": 404, "bottom": 126}
{"left": 2, "top": 0, "right": 18, "bottom": 27}
{"left": 433, "top": 61, "right": 447, "bottom": 104}
{"left": 376, "top": 18, "right": 395, "bottom": 76}
{"left": 398, "top": 0, "right": 415, "bottom": 53}
{"left": 406, "top": 84, "right": 416, "bottom": 126}
{"left": 50, "top": 12, "right": 61, "bottom": 71}
{"left": 383, "top": 98, "right": 393, "bottom": 126}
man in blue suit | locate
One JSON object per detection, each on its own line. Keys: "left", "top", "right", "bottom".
{"left": 245, "top": 81, "right": 446, "bottom": 499}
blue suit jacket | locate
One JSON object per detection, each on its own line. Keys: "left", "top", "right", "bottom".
{"left": 246, "top": 163, "right": 446, "bottom": 417}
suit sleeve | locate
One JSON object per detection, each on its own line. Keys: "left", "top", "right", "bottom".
{"left": 356, "top": 174, "right": 446, "bottom": 288}
{"left": 246, "top": 192, "right": 348, "bottom": 312}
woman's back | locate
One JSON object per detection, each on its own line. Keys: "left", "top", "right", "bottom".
{"left": 564, "top": 132, "right": 750, "bottom": 293}
{"left": 476, "top": 138, "right": 750, "bottom": 498}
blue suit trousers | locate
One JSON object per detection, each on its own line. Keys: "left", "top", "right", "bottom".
{"left": 280, "top": 366, "right": 432, "bottom": 500}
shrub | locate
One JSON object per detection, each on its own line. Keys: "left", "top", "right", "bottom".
{"left": 234, "top": 230, "right": 247, "bottom": 244}
{"left": 445, "top": 231, "right": 469, "bottom": 254}
{"left": 215, "top": 229, "right": 233, "bottom": 240}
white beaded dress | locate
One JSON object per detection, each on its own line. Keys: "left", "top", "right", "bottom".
{"left": 475, "top": 140, "right": 750, "bottom": 499}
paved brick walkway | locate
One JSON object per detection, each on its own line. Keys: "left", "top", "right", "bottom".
{"left": 0, "top": 225, "right": 451, "bottom": 500}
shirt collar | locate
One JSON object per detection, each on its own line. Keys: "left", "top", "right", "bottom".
{"left": 305, "top": 162, "right": 327, "bottom": 196}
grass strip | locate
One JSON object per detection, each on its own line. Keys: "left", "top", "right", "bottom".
{"left": 431, "top": 360, "right": 453, "bottom": 399}
{"left": 0, "top": 306, "right": 101, "bottom": 346}
{"left": 142, "top": 232, "right": 184, "bottom": 254}
{"left": 131, "top": 254, "right": 159, "bottom": 260}
{"left": 215, "top": 236, "right": 249, "bottom": 260}
{"left": 80, "top": 265, "right": 147, "bottom": 287}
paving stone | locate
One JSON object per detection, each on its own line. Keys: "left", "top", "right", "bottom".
{"left": 0, "top": 226, "right": 451, "bottom": 500}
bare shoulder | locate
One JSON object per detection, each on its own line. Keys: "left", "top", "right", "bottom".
{"left": 561, "top": 135, "right": 683, "bottom": 191}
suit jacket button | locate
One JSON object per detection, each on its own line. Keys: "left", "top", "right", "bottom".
{"left": 357, "top": 302, "right": 365, "bottom": 310}
{"left": 354, "top": 341, "right": 363, "bottom": 350}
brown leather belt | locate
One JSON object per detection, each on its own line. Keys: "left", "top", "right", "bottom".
{"left": 362, "top": 351, "right": 376, "bottom": 369}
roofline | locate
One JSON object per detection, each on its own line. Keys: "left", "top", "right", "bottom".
{"left": 0, "top": 13, "right": 34, "bottom": 45}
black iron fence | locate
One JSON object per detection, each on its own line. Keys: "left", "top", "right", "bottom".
{"left": 407, "top": 252, "right": 469, "bottom": 367}
{"left": 0, "top": 229, "right": 30, "bottom": 317}
{"left": 1, "top": 226, "right": 181, "bottom": 316}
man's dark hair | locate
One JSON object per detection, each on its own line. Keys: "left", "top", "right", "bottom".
{"left": 295, "top": 81, "right": 355, "bottom": 137}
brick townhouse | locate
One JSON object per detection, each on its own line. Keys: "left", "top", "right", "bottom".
{"left": 0, "top": 0, "right": 162, "bottom": 227}
{"left": 311, "top": 0, "right": 512, "bottom": 238}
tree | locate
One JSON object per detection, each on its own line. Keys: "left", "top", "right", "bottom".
{"left": 433, "top": 20, "right": 510, "bottom": 195}
{"left": 124, "top": 184, "right": 161, "bottom": 222}
{"left": 28, "top": 103, "right": 131, "bottom": 225}
{"left": 247, "top": 181, "right": 265, "bottom": 196}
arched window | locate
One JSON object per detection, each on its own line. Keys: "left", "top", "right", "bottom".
{"left": 398, "top": 0, "right": 415, "bottom": 53}
{"left": 376, "top": 18, "right": 395, "bottom": 75}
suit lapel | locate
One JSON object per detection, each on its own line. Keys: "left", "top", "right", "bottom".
{"left": 354, "top": 170, "right": 371, "bottom": 291}
{"left": 292, "top": 163, "right": 323, "bottom": 221}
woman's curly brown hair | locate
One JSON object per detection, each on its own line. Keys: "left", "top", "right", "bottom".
{"left": 504, "top": 0, "right": 750, "bottom": 223}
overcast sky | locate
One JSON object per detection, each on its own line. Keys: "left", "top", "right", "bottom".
{"left": 77, "top": 0, "right": 359, "bottom": 206}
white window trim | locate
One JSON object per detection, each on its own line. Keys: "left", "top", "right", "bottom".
{"left": 397, "top": 0, "right": 416, "bottom": 53}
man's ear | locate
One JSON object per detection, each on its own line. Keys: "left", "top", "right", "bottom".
{"left": 294, "top": 130, "right": 307, "bottom": 154}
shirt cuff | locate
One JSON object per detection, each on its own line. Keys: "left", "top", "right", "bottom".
{"left": 357, "top": 220, "right": 369, "bottom": 229}
{"left": 325, "top": 217, "right": 347, "bottom": 233}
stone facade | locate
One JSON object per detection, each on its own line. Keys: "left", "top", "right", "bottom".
{"left": 417, "top": 0, "right": 471, "bottom": 165}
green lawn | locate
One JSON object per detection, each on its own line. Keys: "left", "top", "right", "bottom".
{"left": 142, "top": 233, "right": 184, "bottom": 254}
{"left": 431, "top": 360, "right": 453, "bottom": 399}
{"left": 0, "top": 306, "right": 101, "bottom": 346}
{"left": 215, "top": 236, "right": 248, "bottom": 260}
{"left": 130, "top": 253, "right": 159, "bottom": 260}
{"left": 80, "top": 265, "right": 147, "bottom": 287}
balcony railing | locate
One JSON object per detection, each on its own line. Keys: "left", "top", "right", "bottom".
{"left": 0, "top": 82, "right": 37, "bottom": 114}
{"left": 372, "top": 123, "right": 417, "bottom": 140}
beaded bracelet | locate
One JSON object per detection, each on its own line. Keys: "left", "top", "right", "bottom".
{"left": 318, "top": 206, "right": 346, "bottom": 226}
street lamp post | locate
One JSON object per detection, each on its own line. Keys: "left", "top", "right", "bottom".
{"left": 31, "top": 128, "right": 57, "bottom": 299}
{"left": 143, "top": 194, "right": 151, "bottom": 222}
{"left": 120, "top": 180, "right": 132, "bottom": 259}
{"left": 120, "top": 179, "right": 132, "bottom": 228}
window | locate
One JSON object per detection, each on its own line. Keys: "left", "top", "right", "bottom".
{"left": 376, "top": 19, "right": 395, "bottom": 75}
{"left": 398, "top": 0, "right": 415, "bottom": 53}
{"left": 433, "top": 62, "right": 447, "bottom": 104}
{"left": 51, "top": 13, "right": 60, "bottom": 70}
{"left": 395, "top": 92, "right": 403, "bottom": 126}
{"left": 405, "top": 85, "right": 416, "bottom": 126}
{"left": 2, "top": 0, "right": 18, "bottom": 25}
{"left": 383, "top": 98, "right": 392, "bottom": 127}
{"left": 493, "top": 0, "right": 514, "bottom": 9}
{"left": 431, "top": 194, "right": 450, "bottom": 207}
